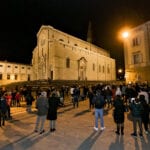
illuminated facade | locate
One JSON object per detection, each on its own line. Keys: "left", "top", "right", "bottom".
{"left": 123, "top": 21, "right": 150, "bottom": 83}
{"left": 32, "top": 25, "right": 116, "bottom": 82}
{"left": 0, "top": 25, "right": 116, "bottom": 86}
{"left": 0, "top": 61, "right": 32, "bottom": 85}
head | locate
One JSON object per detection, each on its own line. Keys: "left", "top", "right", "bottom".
{"left": 41, "top": 91, "right": 47, "bottom": 97}
{"left": 139, "top": 95, "right": 145, "bottom": 103}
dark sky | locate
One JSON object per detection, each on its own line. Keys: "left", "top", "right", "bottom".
{"left": 0, "top": 0, "right": 150, "bottom": 70}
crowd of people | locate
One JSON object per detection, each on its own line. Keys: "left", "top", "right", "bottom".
{"left": 0, "top": 82, "right": 150, "bottom": 138}
{"left": 69, "top": 82, "right": 150, "bottom": 138}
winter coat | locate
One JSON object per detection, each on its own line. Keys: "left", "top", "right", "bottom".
{"left": 36, "top": 96, "right": 49, "bottom": 116}
{"left": 93, "top": 93, "right": 105, "bottom": 109}
{"left": 0, "top": 97, "right": 7, "bottom": 113}
{"left": 130, "top": 101, "right": 143, "bottom": 118}
{"left": 47, "top": 95, "right": 59, "bottom": 120}
{"left": 26, "top": 93, "right": 34, "bottom": 105}
{"left": 113, "top": 95, "right": 125, "bottom": 124}
{"left": 140, "top": 99, "right": 149, "bottom": 123}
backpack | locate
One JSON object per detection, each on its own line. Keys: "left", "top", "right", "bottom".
{"left": 94, "top": 95, "right": 105, "bottom": 108}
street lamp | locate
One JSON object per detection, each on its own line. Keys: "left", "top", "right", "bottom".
{"left": 121, "top": 29, "right": 130, "bottom": 82}
{"left": 118, "top": 68, "right": 124, "bottom": 80}
{"left": 122, "top": 31, "right": 129, "bottom": 39}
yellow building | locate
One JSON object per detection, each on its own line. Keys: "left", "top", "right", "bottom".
{"left": 123, "top": 21, "right": 150, "bottom": 83}
{"left": 0, "top": 61, "right": 32, "bottom": 85}
{"left": 32, "top": 25, "right": 116, "bottom": 82}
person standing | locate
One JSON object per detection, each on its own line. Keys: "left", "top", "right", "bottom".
{"left": 93, "top": 90, "right": 106, "bottom": 131}
{"left": 25, "top": 92, "right": 34, "bottom": 113}
{"left": 139, "top": 95, "right": 149, "bottom": 134}
{"left": 34, "top": 91, "right": 49, "bottom": 134}
{"left": 0, "top": 93, "right": 7, "bottom": 126}
{"left": 129, "top": 97, "right": 144, "bottom": 138}
{"left": 72, "top": 86, "right": 80, "bottom": 108}
{"left": 87, "top": 87, "right": 94, "bottom": 111}
{"left": 5, "top": 92, "right": 12, "bottom": 120}
{"left": 104, "top": 86, "right": 112, "bottom": 108}
{"left": 47, "top": 91, "right": 60, "bottom": 132}
{"left": 113, "top": 94, "right": 125, "bottom": 135}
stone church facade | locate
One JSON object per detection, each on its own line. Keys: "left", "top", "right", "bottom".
{"left": 32, "top": 25, "right": 116, "bottom": 82}
{"left": 0, "top": 25, "right": 116, "bottom": 86}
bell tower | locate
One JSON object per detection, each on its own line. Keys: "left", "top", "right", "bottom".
{"left": 87, "top": 20, "right": 93, "bottom": 43}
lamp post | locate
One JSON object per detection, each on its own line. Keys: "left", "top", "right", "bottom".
{"left": 121, "top": 30, "right": 130, "bottom": 82}
{"left": 118, "top": 68, "right": 123, "bottom": 80}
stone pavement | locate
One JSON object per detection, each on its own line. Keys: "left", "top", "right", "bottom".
{"left": 0, "top": 99, "right": 150, "bottom": 150}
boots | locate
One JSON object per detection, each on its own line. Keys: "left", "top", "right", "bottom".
{"left": 115, "top": 125, "right": 120, "bottom": 135}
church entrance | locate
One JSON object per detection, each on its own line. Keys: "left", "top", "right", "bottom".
{"left": 78, "top": 57, "right": 87, "bottom": 81}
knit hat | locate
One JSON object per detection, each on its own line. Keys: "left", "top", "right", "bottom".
{"left": 41, "top": 91, "right": 47, "bottom": 97}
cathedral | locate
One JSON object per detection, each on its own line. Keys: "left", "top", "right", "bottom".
{"left": 31, "top": 25, "right": 116, "bottom": 82}
{"left": 0, "top": 25, "right": 116, "bottom": 86}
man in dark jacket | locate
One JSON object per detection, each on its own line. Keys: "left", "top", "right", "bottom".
{"left": 130, "top": 98, "right": 143, "bottom": 137}
{"left": 93, "top": 90, "right": 105, "bottom": 131}
{"left": 0, "top": 93, "right": 7, "bottom": 126}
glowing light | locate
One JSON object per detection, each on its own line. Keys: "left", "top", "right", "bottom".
{"left": 122, "top": 32, "right": 129, "bottom": 39}
{"left": 118, "top": 69, "right": 123, "bottom": 73}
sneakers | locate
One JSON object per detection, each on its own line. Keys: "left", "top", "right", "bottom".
{"left": 34, "top": 129, "right": 38, "bottom": 133}
{"left": 93, "top": 127, "right": 98, "bottom": 131}
{"left": 115, "top": 131, "right": 120, "bottom": 135}
{"left": 39, "top": 130, "right": 45, "bottom": 134}
{"left": 50, "top": 128, "right": 56, "bottom": 132}
{"left": 139, "top": 133, "right": 143, "bottom": 138}
{"left": 100, "top": 127, "right": 106, "bottom": 131}
{"left": 131, "top": 133, "right": 137, "bottom": 137}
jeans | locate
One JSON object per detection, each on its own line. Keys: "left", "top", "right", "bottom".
{"left": 132, "top": 116, "right": 143, "bottom": 134}
{"left": 95, "top": 108, "right": 104, "bottom": 128}
{"left": 35, "top": 115, "right": 46, "bottom": 131}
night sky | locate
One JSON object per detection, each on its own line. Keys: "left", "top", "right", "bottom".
{"left": 0, "top": 0, "right": 150, "bottom": 71}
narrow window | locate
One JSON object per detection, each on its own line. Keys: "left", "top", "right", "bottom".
{"left": 7, "top": 74, "right": 10, "bottom": 80}
{"left": 0, "top": 74, "right": 2, "bottom": 80}
{"left": 15, "top": 75, "right": 18, "bottom": 80}
{"left": 93, "top": 64, "right": 95, "bottom": 71}
{"left": 66, "top": 58, "right": 70, "bottom": 68}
